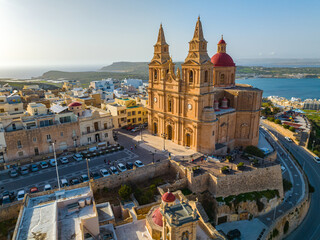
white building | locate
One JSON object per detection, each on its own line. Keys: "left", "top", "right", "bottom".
{"left": 89, "top": 78, "right": 114, "bottom": 92}
{"left": 114, "top": 88, "right": 128, "bottom": 98}
{"left": 121, "top": 78, "right": 143, "bottom": 89}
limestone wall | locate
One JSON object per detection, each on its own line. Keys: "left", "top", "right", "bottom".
{"left": 0, "top": 201, "right": 22, "bottom": 222}
{"left": 214, "top": 165, "right": 284, "bottom": 198}
{"left": 91, "top": 160, "right": 170, "bottom": 191}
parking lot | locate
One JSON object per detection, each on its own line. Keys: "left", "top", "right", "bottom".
{"left": 0, "top": 134, "right": 167, "bottom": 205}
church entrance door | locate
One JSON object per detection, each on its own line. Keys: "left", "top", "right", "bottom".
{"left": 167, "top": 125, "right": 173, "bottom": 140}
{"left": 153, "top": 122, "right": 158, "bottom": 135}
{"left": 186, "top": 133, "right": 191, "bottom": 147}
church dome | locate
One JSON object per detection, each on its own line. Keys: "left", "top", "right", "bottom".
{"left": 218, "top": 39, "right": 226, "bottom": 44}
{"left": 151, "top": 208, "right": 163, "bottom": 227}
{"left": 162, "top": 191, "right": 176, "bottom": 203}
{"left": 211, "top": 52, "right": 235, "bottom": 67}
{"left": 68, "top": 102, "right": 82, "bottom": 107}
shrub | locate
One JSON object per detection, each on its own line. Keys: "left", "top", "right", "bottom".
{"left": 289, "top": 126, "right": 296, "bottom": 132}
{"left": 267, "top": 117, "right": 275, "bottom": 122}
{"left": 221, "top": 166, "right": 229, "bottom": 171}
{"left": 283, "top": 221, "right": 289, "bottom": 234}
{"left": 275, "top": 119, "right": 281, "bottom": 124}
{"left": 283, "top": 124, "right": 290, "bottom": 129}
{"left": 118, "top": 184, "right": 132, "bottom": 200}
{"left": 237, "top": 162, "right": 245, "bottom": 170}
{"left": 283, "top": 179, "right": 293, "bottom": 192}
{"left": 244, "top": 145, "right": 265, "bottom": 158}
{"left": 272, "top": 228, "right": 279, "bottom": 238}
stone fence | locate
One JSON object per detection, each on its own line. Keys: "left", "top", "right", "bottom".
{"left": 91, "top": 160, "right": 170, "bottom": 191}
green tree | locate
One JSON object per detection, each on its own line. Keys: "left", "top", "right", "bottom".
{"left": 118, "top": 184, "right": 132, "bottom": 200}
{"left": 289, "top": 126, "right": 296, "bottom": 132}
{"left": 275, "top": 119, "right": 282, "bottom": 124}
{"left": 244, "top": 145, "right": 265, "bottom": 158}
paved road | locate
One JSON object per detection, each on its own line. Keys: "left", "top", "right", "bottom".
{"left": 0, "top": 150, "right": 137, "bottom": 193}
{"left": 257, "top": 127, "right": 304, "bottom": 228}
{"left": 264, "top": 127, "right": 320, "bottom": 240}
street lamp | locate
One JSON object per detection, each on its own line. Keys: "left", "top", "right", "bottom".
{"left": 161, "top": 133, "right": 167, "bottom": 152}
{"left": 86, "top": 158, "right": 91, "bottom": 180}
{"left": 52, "top": 142, "right": 61, "bottom": 190}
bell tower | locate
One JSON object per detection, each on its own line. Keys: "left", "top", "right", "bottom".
{"left": 182, "top": 17, "right": 213, "bottom": 94}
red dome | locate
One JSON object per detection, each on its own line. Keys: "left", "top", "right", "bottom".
{"left": 152, "top": 208, "right": 163, "bottom": 227}
{"left": 162, "top": 192, "right": 176, "bottom": 203}
{"left": 211, "top": 52, "right": 235, "bottom": 67}
{"left": 68, "top": 102, "right": 82, "bottom": 107}
{"left": 218, "top": 39, "right": 226, "bottom": 44}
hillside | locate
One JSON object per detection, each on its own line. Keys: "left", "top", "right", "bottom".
{"left": 40, "top": 62, "right": 320, "bottom": 87}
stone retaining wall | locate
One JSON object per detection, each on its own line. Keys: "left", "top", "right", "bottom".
{"left": 91, "top": 160, "right": 170, "bottom": 191}
{"left": 215, "top": 165, "right": 284, "bottom": 198}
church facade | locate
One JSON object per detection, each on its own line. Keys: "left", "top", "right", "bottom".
{"left": 147, "top": 17, "right": 262, "bottom": 154}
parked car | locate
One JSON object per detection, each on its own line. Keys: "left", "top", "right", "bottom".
{"left": 17, "top": 190, "right": 25, "bottom": 201}
{"left": 60, "top": 157, "right": 69, "bottom": 164}
{"left": 29, "top": 164, "right": 39, "bottom": 172}
{"left": 80, "top": 174, "right": 89, "bottom": 182}
{"left": 44, "top": 184, "right": 52, "bottom": 191}
{"left": 126, "top": 125, "right": 134, "bottom": 131}
{"left": 30, "top": 187, "right": 39, "bottom": 194}
{"left": 2, "top": 191, "right": 15, "bottom": 201}
{"left": 49, "top": 159, "right": 56, "bottom": 167}
{"left": 73, "top": 153, "right": 83, "bottom": 161}
{"left": 70, "top": 178, "right": 80, "bottom": 185}
{"left": 19, "top": 166, "right": 29, "bottom": 175}
{"left": 2, "top": 196, "right": 11, "bottom": 205}
{"left": 100, "top": 168, "right": 110, "bottom": 177}
{"left": 61, "top": 179, "right": 69, "bottom": 187}
{"left": 131, "top": 127, "right": 139, "bottom": 133}
{"left": 117, "top": 163, "right": 127, "bottom": 172}
{"left": 285, "top": 137, "right": 293, "bottom": 142}
{"left": 90, "top": 172, "right": 101, "bottom": 180}
{"left": 109, "top": 166, "right": 119, "bottom": 175}
{"left": 125, "top": 162, "right": 134, "bottom": 170}
{"left": 314, "top": 156, "right": 320, "bottom": 163}
{"left": 9, "top": 169, "right": 19, "bottom": 178}
{"left": 40, "top": 161, "right": 49, "bottom": 169}
{"left": 134, "top": 160, "right": 144, "bottom": 168}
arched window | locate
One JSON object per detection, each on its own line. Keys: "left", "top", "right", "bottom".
{"left": 168, "top": 99, "right": 172, "bottom": 112}
{"left": 164, "top": 46, "right": 167, "bottom": 52}
{"left": 154, "top": 70, "right": 158, "bottom": 80}
{"left": 220, "top": 73, "right": 225, "bottom": 84}
{"left": 204, "top": 70, "right": 208, "bottom": 82}
{"left": 189, "top": 70, "right": 193, "bottom": 83}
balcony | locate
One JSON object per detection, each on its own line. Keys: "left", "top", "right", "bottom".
{"left": 82, "top": 126, "right": 114, "bottom": 135}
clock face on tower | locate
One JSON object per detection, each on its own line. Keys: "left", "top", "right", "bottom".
{"left": 188, "top": 104, "right": 192, "bottom": 110}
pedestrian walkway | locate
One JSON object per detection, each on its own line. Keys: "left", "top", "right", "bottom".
{"left": 130, "top": 131, "right": 197, "bottom": 157}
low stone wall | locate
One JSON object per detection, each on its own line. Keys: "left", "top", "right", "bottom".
{"left": 133, "top": 201, "right": 160, "bottom": 220}
{"left": 91, "top": 160, "right": 170, "bottom": 191}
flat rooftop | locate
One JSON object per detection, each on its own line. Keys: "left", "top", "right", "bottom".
{"left": 14, "top": 186, "right": 95, "bottom": 240}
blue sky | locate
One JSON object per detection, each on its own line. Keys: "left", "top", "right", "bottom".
{"left": 0, "top": 0, "right": 319, "bottom": 66}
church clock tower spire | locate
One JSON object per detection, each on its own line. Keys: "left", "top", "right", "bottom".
{"left": 185, "top": 16, "right": 211, "bottom": 64}
{"left": 151, "top": 24, "right": 170, "bottom": 64}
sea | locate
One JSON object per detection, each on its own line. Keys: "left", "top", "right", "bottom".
{"left": 0, "top": 65, "right": 319, "bottom": 101}
{"left": 236, "top": 78, "right": 320, "bottom": 100}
